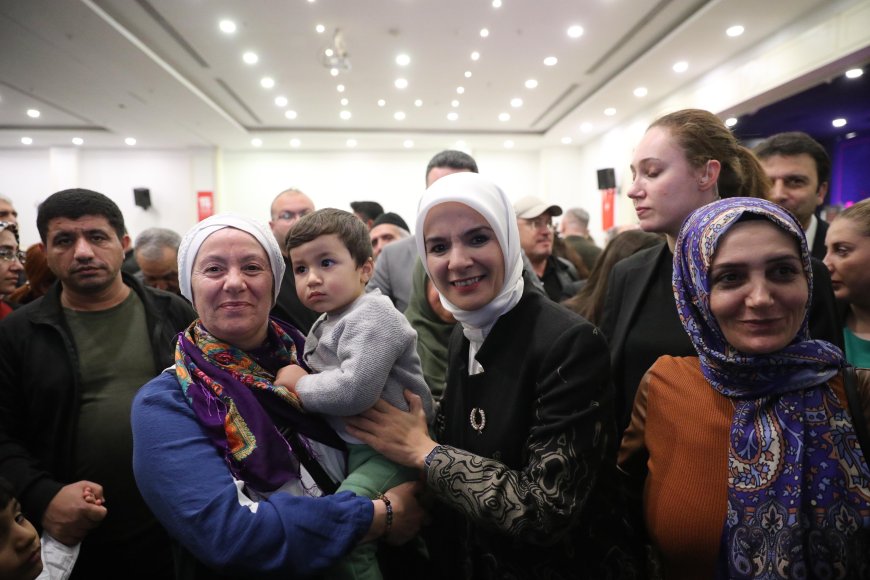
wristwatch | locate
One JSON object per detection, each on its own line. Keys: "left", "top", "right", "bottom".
{"left": 423, "top": 445, "right": 442, "bottom": 474}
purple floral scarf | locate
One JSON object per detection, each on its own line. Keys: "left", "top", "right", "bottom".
{"left": 673, "top": 197, "right": 870, "bottom": 578}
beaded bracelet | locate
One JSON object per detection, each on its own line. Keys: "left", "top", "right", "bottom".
{"left": 377, "top": 493, "right": 393, "bottom": 537}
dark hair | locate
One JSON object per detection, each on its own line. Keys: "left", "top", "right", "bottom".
{"left": 753, "top": 131, "right": 831, "bottom": 186}
{"left": 0, "top": 477, "right": 15, "bottom": 510}
{"left": 7, "top": 243, "right": 57, "bottom": 305}
{"left": 286, "top": 208, "right": 372, "bottom": 267}
{"left": 372, "top": 212, "right": 410, "bottom": 232}
{"left": 564, "top": 230, "right": 663, "bottom": 324}
{"left": 36, "top": 188, "right": 126, "bottom": 243}
{"left": 650, "top": 109, "right": 770, "bottom": 199}
{"left": 349, "top": 201, "right": 384, "bottom": 223}
{"left": 425, "top": 150, "right": 478, "bottom": 183}
{"left": 834, "top": 198, "right": 870, "bottom": 237}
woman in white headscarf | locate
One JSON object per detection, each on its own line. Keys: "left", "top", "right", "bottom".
{"left": 347, "top": 172, "right": 640, "bottom": 579}
{"left": 131, "top": 214, "right": 424, "bottom": 579}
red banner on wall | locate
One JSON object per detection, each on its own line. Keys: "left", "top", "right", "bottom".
{"left": 601, "top": 188, "right": 615, "bottom": 231}
{"left": 197, "top": 191, "right": 214, "bottom": 221}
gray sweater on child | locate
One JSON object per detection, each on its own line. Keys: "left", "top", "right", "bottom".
{"left": 296, "top": 290, "right": 434, "bottom": 444}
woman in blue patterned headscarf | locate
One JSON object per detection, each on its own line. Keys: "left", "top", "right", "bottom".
{"left": 619, "top": 197, "right": 870, "bottom": 579}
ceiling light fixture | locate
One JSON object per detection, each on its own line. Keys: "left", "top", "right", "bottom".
{"left": 480, "top": 28, "right": 489, "bottom": 38}
{"left": 672, "top": 61, "right": 689, "bottom": 73}
{"left": 604, "top": 107, "right": 616, "bottom": 116}
{"left": 285, "top": 110, "right": 298, "bottom": 120}
{"left": 451, "top": 100, "right": 460, "bottom": 107}
{"left": 525, "top": 79, "right": 538, "bottom": 89}
{"left": 72, "top": 137, "right": 84, "bottom": 146}
{"left": 340, "top": 98, "right": 349, "bottom": 106}
{"left": 498, "top": 113, "right": 510, "bottom": 121}
{"left": 315, "top": 24, "right": 325, "bottom": 34}
{"left": 274, "top": 96, "right": 288, "bottom": 107}
{"left": 340, "top": 110, "right": 352, "bottom": 120}
{"left": 510, "top": 97, "right": 523, "bottom": 108}
{"left": 567, "top": 25, "right": 583, "bottom": 38}
{"left": 290, "top": 138, "right": 301, "bottom": 148}
{"left": 726, "top": 25, "right": 744, "bottom": 37}
{"left": 464, "top": 71, "right": 472, "bottom": 78}
{"left": 725, "top": 117, "right": 738, "bottom": 127}
{"left": 447, "top": 112, "right": 458, "bottom": 121}
{"left": 346, "top": 139, "right": 357, "bottom": 148}
{"left": 561, "top": 137, "right": 573, "bottom": 145}
{"left": 543, "top": 56, "right": 558, "bottom": 66}
{"left": 456, "top": 86, "right": 465, "bottom": 94}
{"left": 414, "top": 99, "right": 423, "bottom": 107}
{"left": 395, "top": 78, "right": 408, "bottom": 89}
{"left": 321, "top": 29, "right": 351, "bottom": 73}
{"left": 26, "top": 109, "right": 40, "bottom": 118}
{"left": 633, "top": 87, "right": 648, "bottom": 97}
{"left": 394, "top": 111, "right": 406, "bottom": 121}
{"left": 503, "top": 140, "right": 514, "bottom": 149}
{"left": 243, "top": 51, "right": 259, "bottom": 65}
{"left": 832, "top": 118, "right": 847, "bottom": 128}
{"left": 260, "top": 77, "right": 275, "bottom": 89}
{"left": 251, "top": 138, "right": 263, "bottom": 147}
{"left": 471, "top": 51, "right": 480, "bottom": 61}
{"left": 20, "top": 137, "right": 32, "bottom": 145}
{"left": 337, "top": 84, "right": 345, "bottom": 92}
{"left": 404, "top": 140, "right": 414, "bottom": 148}
{"left": 396, "top": 53, "right": 411, "bottom": 66}
{"left": 845, "top": 68, "right": 863, "bottom": 79}
{"left": 492, "top": 0, "right": 502, "bottom": 7}
{"left": 125, "top": 137, "right": 137, "bottom": 146}
{"left": 219, "top": 19, "right": 237, "bottom": 34}
{"left": 377, "top": 99, "right": 386, "bottom": 107}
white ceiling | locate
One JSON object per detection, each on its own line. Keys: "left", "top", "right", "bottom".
{"left": 0, "top": 0, "right": 856, "bottom": 152}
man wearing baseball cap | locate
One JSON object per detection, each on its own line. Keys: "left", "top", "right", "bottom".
{"left": 513, "top": 195, "right": 580, "bottom": 302}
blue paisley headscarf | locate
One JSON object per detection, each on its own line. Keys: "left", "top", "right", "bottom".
{"left": 673, "top": 197, "right": 870, "bottom": 579}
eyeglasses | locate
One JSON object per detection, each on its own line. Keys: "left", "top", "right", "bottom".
{"left": 275, "top": 210, "right": 311, "bottom": 222}
{"left": 520, "top": 217, "right": 554, "bottom": 231}
{"left": 0, "top": 248, "right": 25, "bottom": 264}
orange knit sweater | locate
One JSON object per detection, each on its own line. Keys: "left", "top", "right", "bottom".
{"left": 619, "top": 356, "right": 860, "bottom": 580}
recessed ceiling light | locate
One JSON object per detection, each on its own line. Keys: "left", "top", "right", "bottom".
{"left": 377, "top": 99, "right": 386, "bottom": 107}
{"left": 346, "top": 139, "right": 357, "bottom": 148}
{"left": 604, "top": 107, "right": 616, "bottom": 116}
{"left": 498, "top": 112, "right": 510, "bottom": 121}
{"left": 672, "top": 61, "right": 689, "bottom": 73}
{"left": 315, "top": 24, "right": 325, "bottom": 34}
{"left": 403, "top": 140, "right": 414, "bottom": 148}
{"left": 456, "top": 86, "right": 465, "bottom": 94}
{"left": 325, "top": 48, "right": 334, "bottom": 57}
{"left": 580, "top": 122, "right": 592, "bottom": 133}
{"left": 471, "top": 51, "right": 480, "bottom": 61}
{"left": 396, "top": 53, "right": 411, "bottom": 66}
{"left": 832, "top": 118, "right": 847, "bottom": 128}
{"left": 567, "top": 25, "right": 584, "bottom": 38}
{"left": 26, "top": 109, "right": 40, "bottom": 118}
{"left": 525, "top": 79, "right": 538, "bottom": 89}
{"left": 725, "top": 117, "right": 738, "bottom": 127}
{"left": 543, "top": 56, "right": 558, "bottom": 66}
{"left": 290, "top": 138, "right": 301, "bottom": 148}
{"left": 451, "top": 100, "right": 460, "bottom": 107}
{"left": 464, "top": 71, "right": 472, "bottom": 78}
{"left": 846, "top": 132, "right": 857, "bottom": 139}
{"left": 414, "top": 99, "right": 423, "bottom": 107}
{"left": 340, "top": 110, "right": 352, "bottom": 120}
{"left": 72, "top": 137, "right": 84, "bottom": 146}
{"left": 726, "top": 25, "right": 744, "bottom": 37}
{"left": 125, "top": 137, "right": 137, "bottom": 146}
{"left": 260, "top": 77, "right": 275, "bottom": 89}
{"left": 846, "top": 68, "right": 863, "bottom": 79}
{"left": 561, "top": 137, "right": 573, "bottom": 145}
{"left": 633, "top": 87, "right": 648, "bottom": 98}
{"left": 251, "top": 138, "right": 263, "bottom": 147}
{"left": 308, "top": 0, "right": 315, "bottom": 3}
{"left": 492, "top": 0, "right": 502, "bottom": 7}
{"left": 285, "top": 110, "right": 298, "bottom": 120}
{"left": 340, "top": 98, "right": 349, "bottom": 106}
{"left": 243, "top": 51, "right": 259, "bottom": 65}
{"left": 274, "top": 96, "right": 288, "bottom": 107}
{"left": 330, "top": 68, "right": 339, "bottom": 77}
{"left": 503, "top": 140, "right": 514, "bottom": 149}
{"left": 337, "top": 84, "right": 345, "bottom": 93}
{"left": 480, "top": 28, "right": 489, "bottom": 38}
{"left": 447, "top": 112, "right": 459, "bottom": 121}
{"left": 394, "top": 111, "right": 406, "bottom": 121}
{"left": 395, "top": 78, "right": 408, "bottom": 89}
{"left": 20, "top": 137, "right": 32, "bottom": 145}
{"left": 219, "top": 19, "right": 237, "bottom": 34}
{"left": 510, "top": 97, "right": 523, "bottom": 108}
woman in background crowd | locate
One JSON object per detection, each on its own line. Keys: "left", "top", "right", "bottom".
{"left": 600, "top": 108, "right": 841, "bottom": 433}
{"left": 7, "top": 244, "right": 56, "bottom": 306}
{"left": 0, "top": 222, "right": 24, "bottom": 319}
{"left": 825, "top": 197, "right": 870, "bottom": 367}
{"left": 619, "top": 197, "right": 870, "bottom": 578}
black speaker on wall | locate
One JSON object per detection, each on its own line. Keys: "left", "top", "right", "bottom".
{"left": 134, "top": 187, "right": 151, "bottom": 209}
{"left": 596, "top": 168, "right": 616, "bottom": 190}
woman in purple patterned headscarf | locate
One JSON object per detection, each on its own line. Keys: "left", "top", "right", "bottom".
{"left": 619, "top": 197, "right": 870, "bottom": 579}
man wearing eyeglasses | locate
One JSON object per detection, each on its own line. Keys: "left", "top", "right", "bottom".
{"left": 514, "top": 196, "right": 580, "bottom": 302}
{"left": 268, "top": 187, "right": 319, "bottom": 333}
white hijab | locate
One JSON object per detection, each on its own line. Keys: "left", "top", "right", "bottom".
{"left": 415, "top": 172, "right": 524, "bottom": 374}
{"left": 177, "top": 213, "right": 285, "bottom": 307}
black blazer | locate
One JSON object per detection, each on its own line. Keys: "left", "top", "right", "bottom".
{"left": 812, "top": 217, "right": 829, "bottom": 261}
{"left": 600, "top": 241, "right": 844, "bottom": 428}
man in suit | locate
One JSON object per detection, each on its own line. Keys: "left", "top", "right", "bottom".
{"left": 755, "top": 132, "right": 831, "bottom": 259}
{"left": 366, "top": 150, "right": 477, "bottom": 312}
{"left": 268, "top": 187, "right": 318, "bottom": 332}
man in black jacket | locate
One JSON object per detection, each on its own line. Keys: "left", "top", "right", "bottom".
{"left": 0, "top": 189, "right": 195, "bottom": 579}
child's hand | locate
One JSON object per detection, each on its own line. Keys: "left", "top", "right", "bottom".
{"left": 82, "top": 485, "right": 104, "bottom": 507}
{"left": 274, "top": 364, "right": 308, "bottom": 394}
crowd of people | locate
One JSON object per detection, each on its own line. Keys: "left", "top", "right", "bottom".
{"left": 0, "top": 109, "right": 868, "bottom": 580}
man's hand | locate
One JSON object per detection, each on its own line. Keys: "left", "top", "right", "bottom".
{"left": 42, "top": 481, "right": 108, "bottom": 546}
